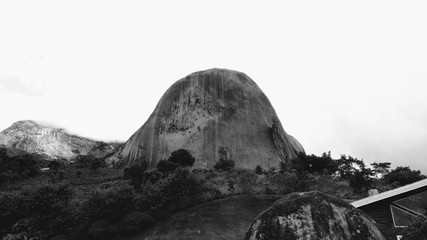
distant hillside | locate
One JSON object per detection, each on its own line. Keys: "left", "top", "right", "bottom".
{"left": 0, "top": 120, "right": 117, "bottom": 161}
{"left": 125, "top": 195, "right": 283, "bottom": 240}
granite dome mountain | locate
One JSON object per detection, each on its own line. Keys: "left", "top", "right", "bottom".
{"left": 0, "top": 120, "right": 115, "bottom": 160}
{"left": 112, "top": 69, "right": 304, "bottom": 169}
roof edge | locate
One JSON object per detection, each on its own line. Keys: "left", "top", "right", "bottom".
{"left": 351, "top": 178, "right": 427, "bottom": 208}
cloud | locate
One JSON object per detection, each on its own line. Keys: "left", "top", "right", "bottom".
{"left": 0, "top": 77, "right": 43, "bottom": 97}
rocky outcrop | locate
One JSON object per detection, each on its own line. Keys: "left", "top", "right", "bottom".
{"left": 111, "top": 68, "right": 304, "bottom": 169}
{"left": 0, "top": 120, "right": 115, "bottom": 161}
{"left": 245, "top": 191, "right": 386, "bottom": 240}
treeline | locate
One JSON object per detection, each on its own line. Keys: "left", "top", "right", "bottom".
{"left": 289, "top": 152, "right": 426, "bottom": 194}
{"left": 0, "top": 147, "right": 46, "bottom": 186}
{"left": 0, "top": 149, "right": 220, "bottom": 240}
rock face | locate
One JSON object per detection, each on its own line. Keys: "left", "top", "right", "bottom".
{"left": 0, "top": 120, "right": 114, "bottom": 161}
{"left": 113, "top": 68, "right": 304, "bottom": 169}
{"left": 245, "top": 192, "right": 386, "bottom": 240}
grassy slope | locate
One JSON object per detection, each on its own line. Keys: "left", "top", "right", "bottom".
{"left": 125, "top": 195, "right": 283, "bottom": 240}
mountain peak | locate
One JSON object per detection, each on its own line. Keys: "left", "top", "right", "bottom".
{"left": 8, "top": 120, "right": 61, "bottom": 132}
{"left": 0, "top": 120, "right": 108, "bottom": 160}
{"left": 111, "top": 69, "right": 304, "bottom": 169}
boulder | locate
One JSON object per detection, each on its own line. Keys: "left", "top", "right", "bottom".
{"left": 112, "top": 68, "right": 304, "bottom": 169}
{"left": 245, "top": 191, "right": 386, "bottom": 240}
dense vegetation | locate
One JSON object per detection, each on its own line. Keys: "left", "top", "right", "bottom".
{"left": 402, "top": 208, "right": 427, "bottom": 240}
{"left": 0, "top": 147, "right": 425, "bottom": 239}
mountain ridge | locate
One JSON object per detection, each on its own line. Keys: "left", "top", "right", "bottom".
{"left": 0, "top": 120, "right": 115, "bottom": 161}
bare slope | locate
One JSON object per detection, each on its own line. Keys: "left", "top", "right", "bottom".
{"left": 113, "top": 69, "right": 304, "bottom": 169}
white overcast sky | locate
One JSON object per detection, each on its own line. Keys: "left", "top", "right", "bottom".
{"left": 1, "top": 1, "right": 426, "bottom": 173}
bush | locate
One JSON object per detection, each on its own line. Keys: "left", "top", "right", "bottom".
{"left": 255, "top": 165, "right": 263, "bottom": 175}
{"left": 48, "top": 160, "right": 61, "bottom": 170}
{"left": 238, "top": 170, "right": 257, "bottom": 194}
{"left": 268, "top": 171, "right": 302, "bottom": 194}
{"left": 143, "top": 169, "right": 163, "bottom": 184}
{"left": 0, "top": 149, "right": 40, "bottom": 183}
{"left": 80, "top": 184, "right": 135, "bottom": 221}
{"left": 0, "top": 172, "right": 10, "bottom": 185}
{"left": 156, "top": 160, "right": 178, "bottom": 173}
{"left": 124, "top": 162, "right": 149, "bottom": 189}
{"left": 402, "top": 216, "right": 427, "bottom": 240}
{"left": 89, "top": 159, "right": 104, "bottom": 172}
{"left": 140, "top": 168, "right": 207, "bottom": 212}
{"left": 213, "top": 158, "right": 235, "bottom": 171}
{"left": 120, "top": 211, "right": 154, "bottom": 232}
{"left": 0, "top": 182, "right": 73, "bottom": 237}
{"left": 168, "top": 149, "right": 195, "bottom": 167}
{"left": 87, "top": 220, "right": 119, "bottom": 239}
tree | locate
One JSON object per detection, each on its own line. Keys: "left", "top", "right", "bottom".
{"left": 370, "top": 162, "right": 391, "bottom": 179}
{"left": 384, "top": 166, "right": 426, "bottom": 186}
{"left": 349, "top": 168, "right": 373, "bottom": 194}
{"left": 335, "top": 155, "right": 374, "bottom": 194}
{"left": 168, "top": 149, "right": 195, "bottom": 167}
{"left": 290, "top": 152, "right": 338, "bottom": 176}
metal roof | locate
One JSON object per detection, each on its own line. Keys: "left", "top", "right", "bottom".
{"left": 351, "top": 178, "right": 427, "bottom": 208}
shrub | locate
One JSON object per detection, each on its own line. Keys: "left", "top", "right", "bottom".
{"left": 125, "top": 162, "right": 149, "bottom": 189}
{"left": 402, "top": 216, "right": 427, "bottom": 240}
{"left": 268, "top": 171, "right": 302, "bottom": 194}
{"left": 87, "top": 220, "right": 119, "bottom": 239}
{"left": 0, "top": 172, "right": 10, "bottom": 185}
{"left": 0, "top": 150, "right": 40, "bottom": 181}
{"left": 156, "top": 160, "right": 178, "bottom": 173}
{"left": 48, "top": 160, "right": 61, "bottom": 170}
{"left": 238, "top": 170, "right": 257, "bottom": 194}
{"left": 0, "top": 182, "right": 74, "bottom": 237}
{"left": 143, "top": 169, "right": 163, "bottom": 184}
{"left": 255, "top": 165, "right": 263, "bottom": 175}
{"left": 227, "top": 178, "right": 236, "bottom": 192}
{"left": 80, "top": 184, "right": 135, "bottom": 221}
{"left": 120, "top": 211, "right": 154, "bottom": 232}
{"left": 89, "top": 159, "right": 104, "bottom": 172}
{"left": 168, "top": 149, "right": 195, "bottom": 167}
{"left": 141, "top": 168, "right": 207, "bottom": 212}
{"left": 213, "top": 158, "right": 235, "bottom": 171}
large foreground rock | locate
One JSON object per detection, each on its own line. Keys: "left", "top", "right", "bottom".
{"left": 113, "top": 68, "right": 304, "bottom": 169}
{"left": 245, "top": 191, "right": 386, "bottom": 240}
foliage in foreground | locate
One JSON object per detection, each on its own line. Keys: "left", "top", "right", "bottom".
{"left": 1, "top": 148, "right": 426, "bottom": 239}
{"left": 402, "top": 215, "right": 427, "bottom": 240}
{"left": 0, "top": 182, "right": 74, "bottom": 238}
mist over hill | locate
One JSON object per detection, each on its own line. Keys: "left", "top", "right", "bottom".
{"left": 0, "top": 120, "right": 117, "bottom": 161}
